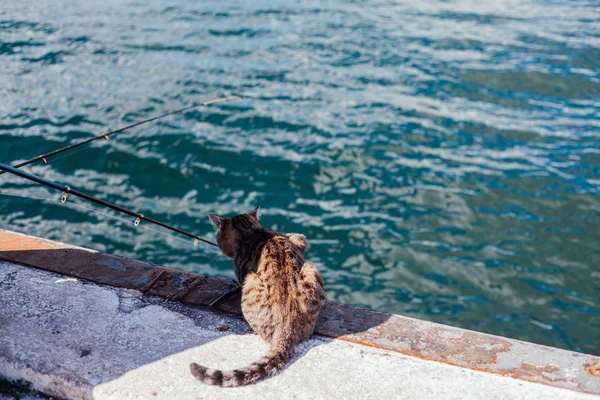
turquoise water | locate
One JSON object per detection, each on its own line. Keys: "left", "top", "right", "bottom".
{"left": 1, "top": 0, "right": 599, "bottom": 355}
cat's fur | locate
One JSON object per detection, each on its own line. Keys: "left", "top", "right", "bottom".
{"left": 190, "top": 207, "right": 325, "bottom": 387}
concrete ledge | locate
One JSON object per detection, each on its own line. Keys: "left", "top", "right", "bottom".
{"left": 1, "top": 229, "right": 599, "bottom": 399}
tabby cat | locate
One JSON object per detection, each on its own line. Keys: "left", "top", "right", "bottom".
{"left": 190, "top": 206, "right": 325, "bottom": 387}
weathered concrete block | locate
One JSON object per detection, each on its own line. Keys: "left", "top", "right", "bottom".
{"left": 1, "top": 261, "right": 598, "bottom": 399}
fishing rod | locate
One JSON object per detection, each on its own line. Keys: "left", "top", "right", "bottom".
{"left": 0, "top": 163, "right": 218, "bottom": 247}
{"left": 0, "top": 95, "right": 239, "bottom": 175}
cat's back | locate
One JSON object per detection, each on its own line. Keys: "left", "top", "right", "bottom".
{"left": 260, "top": 235, "right": 305, "bottom": 272}
{"left": 243, "top": 231, "right": 325, "bottom": 341}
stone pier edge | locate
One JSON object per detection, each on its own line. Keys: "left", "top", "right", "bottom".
{"left": 0, "top": 228, "right": 598, "bottom": 395}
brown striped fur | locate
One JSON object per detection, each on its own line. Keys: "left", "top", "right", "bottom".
{"left": 190, "top": 207, "right": 325, "bottom": 387}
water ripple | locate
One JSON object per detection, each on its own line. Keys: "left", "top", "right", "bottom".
{"left": 1, "top": 0, "right": 599, "bottom": 355}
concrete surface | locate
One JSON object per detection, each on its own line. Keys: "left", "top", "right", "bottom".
{"left": 2, "top": 228, "right": 599, "bottom": 396}
{"left": 1, "top": 261, "right": 598, "bottom": 400}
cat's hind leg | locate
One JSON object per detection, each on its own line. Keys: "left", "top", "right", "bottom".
{"left": 241, "top": 272, "right": 278, "bottom": 342}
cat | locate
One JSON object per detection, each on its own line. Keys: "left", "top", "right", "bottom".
{"left": 190, "top": 206, "right": 325, "bottom": 387}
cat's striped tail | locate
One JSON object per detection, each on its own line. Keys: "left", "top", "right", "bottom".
{"left": 190, "top": 341, "right": 293, "bottom": 387}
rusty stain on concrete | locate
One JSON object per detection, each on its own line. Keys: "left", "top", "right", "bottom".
{"left": 589, "top": 360, "right": 600, "bottom": 377}
{"left": 513, "top": 361, "right": 561, "bottom": 381}
{"left": 1, "top": 228, "right": 599, "bottom": 396}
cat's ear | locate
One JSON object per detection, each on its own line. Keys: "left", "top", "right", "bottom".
{"left": 249, "top": 206, "right": 260, "bottom": 220}
{"left": 208, "top": 214, "right": 223, "bottom": 230}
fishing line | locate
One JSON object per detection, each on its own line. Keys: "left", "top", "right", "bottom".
{"left": 0, "top": 163, "right": 218, "bottom": 247}
{"left": 0, "top": 95, "right": 239, "bottom": 175}
{"left": 40, "top": 144, "right": 97, "bottom": 168}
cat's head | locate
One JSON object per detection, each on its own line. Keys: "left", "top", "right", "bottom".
{"left": 208, "top": 206, "right": 261, "bottom": 258}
